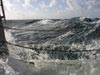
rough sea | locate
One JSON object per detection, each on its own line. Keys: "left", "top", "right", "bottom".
{"left": 1, "top": 17, "right": 100, "bottom": 75}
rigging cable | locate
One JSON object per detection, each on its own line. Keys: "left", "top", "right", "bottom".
{"left": 0, "top": 40, "right": 99, "bottom": 53}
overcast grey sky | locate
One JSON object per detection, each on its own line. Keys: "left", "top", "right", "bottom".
{"left": 2, "top": 0, "right": 100, "bottom": 19}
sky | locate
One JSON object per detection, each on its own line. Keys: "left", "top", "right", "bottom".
{"left": 1, "top": 0, "right": 100, "bottom": 19}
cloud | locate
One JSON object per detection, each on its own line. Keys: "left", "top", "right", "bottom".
{"left": 23, "top": 0, "right": 38, "bottom": 9}
{"left": 3, "top": 0, "right": 12, "bottom": 11}
{"left": 24, "top": 0, "right": 37, "bottom": 6}
{"left": 65, "top": 0, "right": 99, "bottom": 17}
{"left": 62, "top": 0, "right": 66, "bottom": 3}
{"left": 3, "top": 0, "right": 38, "bottom": 19}
{"left": 39, "top": 0, "right": 57, "bottom": 8}
{"left": 24, "top": 0, "right": 32, "bottom": 6}
{"left": 2, "top": 0, "right": 100, "bottom": 19}
{"left": 66, "top": 0, "right": 74, "bottom": 10}
{"left": 49, "top": 0, "right": 57, "bottom": 7}
{"left": 56, "top": 6, "right": 78, "bottom": 19}
{"left": 87, "top": 0, "right": 100, "bottom": 10}
{"left": 66, "top": 0, "right": 83, "bottom": 16}
{"left": 39, "top": 1, "right": 47, "bottom": 8}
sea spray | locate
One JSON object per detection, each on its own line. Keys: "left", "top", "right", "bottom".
{"left": 4, "top": 30, "right": 15, "bottom": 43}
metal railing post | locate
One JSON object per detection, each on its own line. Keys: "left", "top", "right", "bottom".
{"left": 0, "top": 15, "right": 9, "bottom": 58}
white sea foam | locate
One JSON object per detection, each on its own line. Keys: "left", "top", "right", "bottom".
{"left": 40, "top": 19, "right": 53, "bottom": 24}
{"left": 4, "top": 30, "right": 15, "bottom": 43}
{"left": 0, "top": 58, "right": 16, "bottom": 75}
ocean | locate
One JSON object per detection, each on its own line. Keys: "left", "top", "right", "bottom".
{"left": 1, "top": 17, "right": 100, "bottom": 75}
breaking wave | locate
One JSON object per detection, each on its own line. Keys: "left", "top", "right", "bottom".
{"left": 39, "top": 19, "right": 54, "bottom": 24}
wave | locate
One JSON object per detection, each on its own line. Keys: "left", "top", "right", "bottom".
{"left": 4, "top": 30, "right": 15, "bottom": 43}
{"left": 39, "top": 19, "right": 54, "bottom": 24}
{"left": 4, "top": 17, "right": 100, "bottom": 61}
{"left": 2, "top": 17, "right": 100, "bottom": 75}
